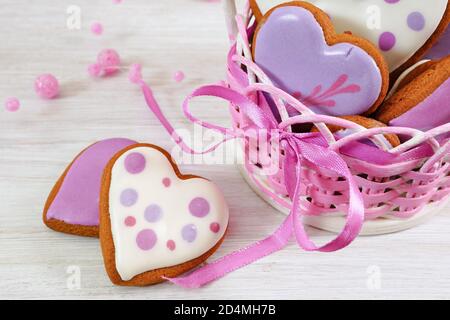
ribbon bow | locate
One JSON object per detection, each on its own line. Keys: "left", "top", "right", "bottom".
{"left": 140, "top": 81, "right": 365, "bottom": 288}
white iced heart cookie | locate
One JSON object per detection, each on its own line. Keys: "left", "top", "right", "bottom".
{"left": 250, "top": 0, "right": 449, "bottom": 72}
{"left": 100, "top": 144, "right": 229, "bottom": 286}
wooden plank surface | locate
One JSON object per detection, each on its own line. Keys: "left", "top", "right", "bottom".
{"left": 0, "top": 0, "right": 449, "bottom": 299}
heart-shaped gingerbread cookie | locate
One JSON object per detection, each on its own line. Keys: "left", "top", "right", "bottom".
{"left": 251, "top": 0, "right": 450, "bottom": 73}
{"left": 311, "top": 115, "right": 401, "bottom": 148}
{"left": 377, "top": 55, "right": 450, "bottom": 131}
{"left": 253, "top": 2, "right": 389, "bottom": 117}
{"left": 100, "top": 144, "right": 229, "bottom": 286}
{"left": 43, "top": 138, "right": 137, "bottom": 237}
{"left": 426, "top": 25, "right": 450, "bottom": 59}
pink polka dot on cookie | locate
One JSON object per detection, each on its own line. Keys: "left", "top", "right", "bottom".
{"left": 384, "top": 0, "right": 400, "bottom": 3}
{"left": 167, "top": 240, "right": 176, "bottom": 251}
{"left": 124, "top": 152, "right": 146, "bottom": 174}
{"left": 379, "top": 32, "right": 396, "bottom": 51}
{"left": 136, "top": 229, "right": 157, "bottom": 251}
{"left": 189, "top": 197, "right": 210, "bottom": 218}
{"left": 210, "top": 222, "right": 220, "bottom": 234}
{"left": 124, "top": 216, "right": 136, "bottom": 227}
{"left": 162, "top": 177, "right": 171, "bottom": 187}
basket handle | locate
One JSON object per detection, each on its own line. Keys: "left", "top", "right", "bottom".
{"left": 223, "top": 0, "right": 238, "bottom": 40}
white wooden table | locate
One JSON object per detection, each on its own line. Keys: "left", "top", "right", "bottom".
{"left": 1, "top": 0, "right": 449, "bottom": 300}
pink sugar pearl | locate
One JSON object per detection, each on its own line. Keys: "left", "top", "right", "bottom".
{"left": 128, "top": 64, "right": 142, "bottom": 84}
{"left": 88, "top": 63, "right": 102, "bottom": 77}
{"left": 97, "top": 49, "right": 121, "bottom": 76}
{"left": 173, "top": 70, "right": 185, "bottom": 83}
{"left": 34, "top": 74, "right": 59, "bottom": 99}
{"left": 4, "top": 97, "right": 20, "bottom": 112}
{"left": 91, "top": 22, "right": 103, "bottom": 35}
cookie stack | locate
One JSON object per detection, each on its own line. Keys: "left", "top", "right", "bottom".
{"left": 43, "top": 140, "right": 229, "bottom": 286}
{"left": 249, "top": 0, "right": 450, "bottom": 141}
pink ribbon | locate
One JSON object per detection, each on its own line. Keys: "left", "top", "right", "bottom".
{"left": 140, "top": 79, "right": 444, "bottom": 287}
{"left": 140, "top": 80, "right": 367, "bottom": 288}
{"left": 137, "top": 21, "right": 447, "bottom": 287}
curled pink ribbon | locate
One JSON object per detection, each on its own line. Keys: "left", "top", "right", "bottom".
{"left": 140, "top": 81, "right": 366, "bottom": 288}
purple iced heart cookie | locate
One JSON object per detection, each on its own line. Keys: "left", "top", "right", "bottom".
{"left": 43, "top": 138, "right": 137, "bottom": 237}
{"left": 426, "top": 25, "right": 450, "bottom": 60}
{"left": 253, "top": 3, "right": 389, "bottom": 117}
{"left": 377, "top": 55, "right": 450, "bottom": 132}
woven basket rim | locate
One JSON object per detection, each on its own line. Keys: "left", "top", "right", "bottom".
{"left": 223, "top": 1, "right": 450, "bottom": 223}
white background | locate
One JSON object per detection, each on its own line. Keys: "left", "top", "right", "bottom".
{"left": 0, "top": 0, "right": 449, "bottom": 299}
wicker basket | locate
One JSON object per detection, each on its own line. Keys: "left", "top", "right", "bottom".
{"left": 224, "top": 0, "right": 450, "bottom": 235}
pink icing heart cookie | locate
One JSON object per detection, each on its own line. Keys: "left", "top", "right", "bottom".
{"left": 426, "top": 25, "right": 450, "bottom": 60}
{"left": 377, "top": 55, "right": 450, "bottom": 131}
{"left": 99, "top": 144, "right": 229, "bottom": 286}
{"left": 43, "top": 138, "right": 137, "bottom": 237}
{"left": 253, "top": 2, "right": 390, "bottom": 117}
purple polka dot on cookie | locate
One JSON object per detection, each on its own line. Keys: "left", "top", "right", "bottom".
{"left": 167, "top": 240, "right": 176, "bottom": 251}
{"left": 189, "top": 197, "right": 210, "bottom": 218}
{"left": 136, "top": 229, "right": 157, "bottom": 251}
{"left": 210, "top": 222, "right": 220, "bottom": 234}
{"left": 124, "top": 152, "right": 146, "bottom": 174}
{"left": 379, "top": 32, "right": 396, "bottom": 51}
{"left": 182, "top": 224, "right": 197, "bottom": 243}
{"left": 408, "top": 12, "right": 425, "bottom": 31}
{"left": 144, "top": 204, "right": 163, "bottom": 223}
{"left": 124, "top": 216, "right": 136, "bottom": 227}
{"left": 120, "top": 188, "right": 138, "bottom": 207}
{"left": 162, "top": 177, "right": 171, "bottom": 188}
{"left": 384, "top": 0, "right": 400, "bottom": 3}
